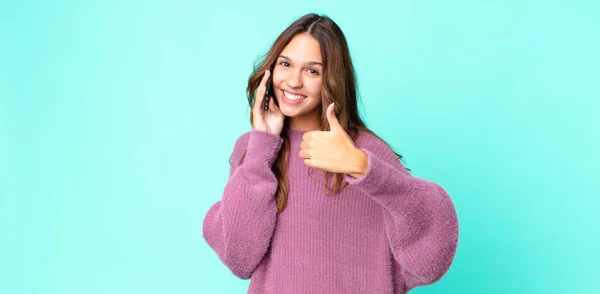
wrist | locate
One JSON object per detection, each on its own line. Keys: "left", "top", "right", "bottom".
{"left": 252, "top": 127, "right": 281, "bottom": 137}
{"left": 247, "top": 129, "right": 284, "bottom": 165}
{"left": 347, "top": 148, "right": 368, "bottom": 179}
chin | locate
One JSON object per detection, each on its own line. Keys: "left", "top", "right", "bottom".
{"left": 279, "top": 107, "right": 298, "bottom": 117}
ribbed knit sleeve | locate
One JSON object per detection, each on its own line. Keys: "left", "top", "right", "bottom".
{"left": 343, "top": 136, "right": 459, "bottom": 292}
{"left": 202, "top": 129, "right": 284, "bottom": 279}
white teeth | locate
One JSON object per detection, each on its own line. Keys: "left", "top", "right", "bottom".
{"left": 284, "top": 91, "right": 306, "bottom": 101}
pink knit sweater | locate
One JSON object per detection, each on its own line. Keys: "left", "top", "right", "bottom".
{"left": 203, "top": 128, "right": 458, "bottom": 293}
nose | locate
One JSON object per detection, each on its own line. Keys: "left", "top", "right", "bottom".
{"left": 286, "top": 69, "right": 303, "bottom": 88}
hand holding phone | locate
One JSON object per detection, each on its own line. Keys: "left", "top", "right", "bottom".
{"left": 252, "top": 69, "right": 284, "bottom": 136}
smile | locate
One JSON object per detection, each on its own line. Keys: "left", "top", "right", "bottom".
{"left": 282, "top": 90, "right": 307, "bottom": 103}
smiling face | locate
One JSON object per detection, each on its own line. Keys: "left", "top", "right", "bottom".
{"left": 272, "top": 33, "right": 323, "bottom": 131}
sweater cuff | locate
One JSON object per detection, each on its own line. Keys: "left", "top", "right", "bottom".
{"left": 343, "top": 148, "right": 403, "bottom": 196}
{"left": 245, "top": 129, "right": 284, "bottom": 167}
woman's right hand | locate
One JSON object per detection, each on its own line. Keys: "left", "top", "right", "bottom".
{"left": 252, "top": 70, "right": 285, "bottom": 136}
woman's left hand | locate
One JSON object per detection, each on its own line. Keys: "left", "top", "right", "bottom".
{"left": 300, "top": 103, "right": 368, "bottom": 179}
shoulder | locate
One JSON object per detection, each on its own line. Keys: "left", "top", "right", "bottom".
{"left": 353, "top": 130, "right": 393, "bottom": 156}
{"left": 353, "top": 130, "right": 385, "bottom": 149}
{"left": 229, "top": 131, "right": 251, "bottom": 165}
{"left": 233, "top": 131, "right": 251, "bottom": 151}
{"left": 353, "top": 130, "right": 405, "bottom": 170}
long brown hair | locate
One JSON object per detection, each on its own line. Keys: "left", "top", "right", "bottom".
{"left": 241, "top": 13, "right": 407, "bottom": 213}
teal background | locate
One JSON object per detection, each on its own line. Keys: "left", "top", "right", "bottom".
{"left": 1, "top": 0, "right": 598, "bottom": 293}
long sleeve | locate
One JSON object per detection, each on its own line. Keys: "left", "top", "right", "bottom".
{"left": 202, "top": 129, "right": 284, "bottom": 279}
{"left": 343, "top": 138, "right": 459, "bottom": 292}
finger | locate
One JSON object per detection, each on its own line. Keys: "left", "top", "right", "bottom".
{"left": 300, "top": 140, "right": 309, "bottom": 149}
{"left": 303, "top": 131, "right": 317, "bottom": 141}
{"left": 261, "top": 69, "right": 271, "bottom": 86}
{"left": 299, "top": 149, "right": 310, "bottom": 159}
{"left": 254, "top": 70, "right": 270, "bottom": 108}
{"left": 254, "top": 85, "right": 265, "bottom": 112}
{"left": 326, "top": 102, "right": 342, "bottom": 132}
{"left": 303, "top": 159, "right": 313, "bottom": 168}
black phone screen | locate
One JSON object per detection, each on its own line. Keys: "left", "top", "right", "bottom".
{"left": 263, "top": 67, "right": 278, "bottom": 110}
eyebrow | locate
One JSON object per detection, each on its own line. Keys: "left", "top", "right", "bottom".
{"left": 278, "top": 55, "right": 323, "bottom": 66}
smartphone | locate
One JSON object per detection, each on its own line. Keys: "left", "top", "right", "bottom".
{"left": 263, "top": 74, "right": 273, "bottom": 111}
{"left": 263, "top": 66, "right": 278, "bottom": 111}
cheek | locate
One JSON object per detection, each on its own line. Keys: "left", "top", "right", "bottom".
{"left": 307, "top": 79, "right": 322, "bottom": 98}
{"left": 272, "top": 70, "right": 286, "bottom": 89}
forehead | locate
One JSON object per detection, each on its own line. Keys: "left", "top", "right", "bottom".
{"left": 280, "top": 33, "right": 322, "bottom": 63}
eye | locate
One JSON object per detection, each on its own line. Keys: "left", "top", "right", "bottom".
{"left": 308, "top": 68, "right": 320, "bottom": 75}
{"left": 279, "top": 61, "right": 290, "bottom": 67}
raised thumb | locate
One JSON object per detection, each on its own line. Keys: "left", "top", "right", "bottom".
{"left": 326, "top": 103, "right": 342, "bottom": 132}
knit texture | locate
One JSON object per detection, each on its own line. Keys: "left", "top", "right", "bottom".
{"left": 203, "top": 128, "right": 459, "bottom": 293}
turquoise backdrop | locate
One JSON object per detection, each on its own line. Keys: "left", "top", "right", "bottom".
{"left": 1, "top": 0, "right": 598, "bottom": 293}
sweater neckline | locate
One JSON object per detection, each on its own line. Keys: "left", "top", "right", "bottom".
{"left": 283, "top": 128, "right": 312, "bottom": 141}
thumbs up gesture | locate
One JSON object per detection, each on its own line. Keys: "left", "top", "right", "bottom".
{"left": 300, "top": 103, "right": 368, "bottom": 179}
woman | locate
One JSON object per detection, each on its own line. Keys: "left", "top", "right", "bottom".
{"left": 203, "top": 13, "right": 459, "bottom": 293}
